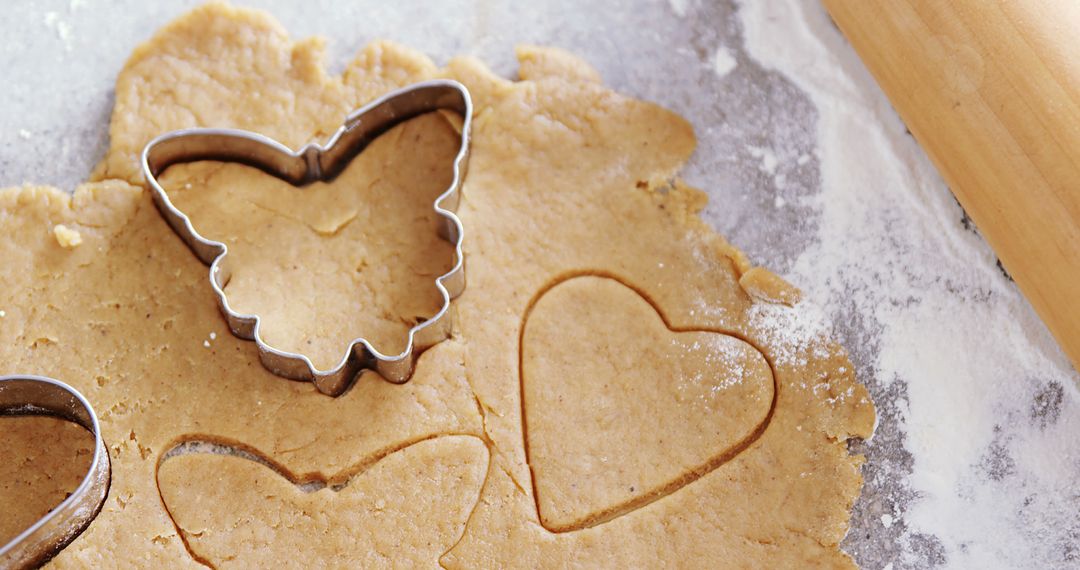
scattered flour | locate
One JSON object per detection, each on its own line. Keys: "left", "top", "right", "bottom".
{"left": 667, "top": 0, "right": 691, "bottom": 18}
{"left": 746, "top": 300, "right": 830, "bottom": 368}
{"left": 745, "top": 144, "right": 790, "bottom": 190}
{"left": 711, "top": 45, "right": 738, "bottom": 79}
{"left": 746, "top": 144, "right": 778, "bottom": 175}
{"left": 670, "top": 335, "right": 748, "bottom": 395}
{"left": 735, "top": 0, "right": 1080, "bottom": 568}
{"left": 43, "top": 11, "right": 74, "bottom": 51}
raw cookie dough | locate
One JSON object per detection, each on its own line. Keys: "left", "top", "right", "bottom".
{"left": 1, "top": 3, "right": 874, "bottom": 567}
{"left": 154, "top": 113, "right": 459, "bottom": 369}
{"left": 158, "top": 436, "right": 487, "bottom": 567}
{"left": 522, "top": 275, "right": 775, "bottom": 532}
{"left": 0, "top": 181, "right": 483, "bottom": 568}
{"left": 0, "top": 417, "right": 93, "bottom": 546}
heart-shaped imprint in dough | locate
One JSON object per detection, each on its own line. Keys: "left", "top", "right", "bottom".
{"left": 157, "top": 435, "right": 487, "bottom": 567}
{"left": 521, "top": 275, "right": 775, "bottom": 532}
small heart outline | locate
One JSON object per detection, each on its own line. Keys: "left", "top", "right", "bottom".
{"left": 155, "top": 433, "right": 490, "bottom": 567}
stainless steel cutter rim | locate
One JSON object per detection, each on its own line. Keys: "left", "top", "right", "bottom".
{"left": 141, "top": 79, "right": 472, "bottom": 396}
{"left": 0, "top": 375, "right": 111, "bottom": 569}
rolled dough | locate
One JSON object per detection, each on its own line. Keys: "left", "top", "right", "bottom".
{"left": 0, "top": 3, "right": 874, "bottom": 567}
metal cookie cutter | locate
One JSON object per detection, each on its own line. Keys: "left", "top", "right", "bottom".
{"left": 0, "top": 376, "right": 111, "bottom": 569}
{"left": 142, "top": 80, "right": 472, "bottom": 396}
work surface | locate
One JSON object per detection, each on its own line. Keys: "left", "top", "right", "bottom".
{"left": 2, "top": 0, "right": 1078, "bottom": 568}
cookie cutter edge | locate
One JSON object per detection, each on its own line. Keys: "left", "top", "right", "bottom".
{"left": 141, "top": 80, "right": 472, "bottom": 396}
{"left": 0, "top": 375, "right": 111, "bottom": 569}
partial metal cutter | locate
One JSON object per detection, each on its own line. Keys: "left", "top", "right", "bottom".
{"left": 0, "top": 376, "right": 111, "bottom": 569}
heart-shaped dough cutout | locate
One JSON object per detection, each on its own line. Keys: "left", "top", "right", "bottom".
{"left": 521, "top": 276, "right": 775, "bottom": 532}
{"left": 157, "top": 435, "right": 487, "bottom": 567}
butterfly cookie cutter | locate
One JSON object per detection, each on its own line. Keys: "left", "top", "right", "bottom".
{"left": 0, "top": 375, "right": 111, "bottom": 569}
{"left": 142, "top": 80, "right": 472, "bottom": 396}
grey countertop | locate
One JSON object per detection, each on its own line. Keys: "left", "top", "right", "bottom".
{"left": 3, "top": 1, "right": 1077, "bottom": 568}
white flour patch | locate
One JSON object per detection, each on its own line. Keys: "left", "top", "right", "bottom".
{"left": 737, "top": 0, "right": 1080, "bottom": 568}
{"left": 711, "top": 45, "right": 738, "bottom": 78}
{"left": 43, "top": 11, "right": 74, "bottom": 51}
{"left": 746, "top": 144, "right": 778, "bottom": 175}
{"left": 745, "top": 300, "right": 830, "bottom": 368}
{"left": 667, "top": 0, "right": 690, "bottom": 18}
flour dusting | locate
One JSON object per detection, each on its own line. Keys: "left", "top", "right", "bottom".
{"left": 43, "top": 11, "right": 74, "bottom": 51}
{"left": 711, "top": 45, "right": 738, "bottom": 79}
{"left": 667, "top": 0, "right": 691, "bottom": 18}
{"left": 746, "top": 300, "right": 829, "bottom": 367}
{"left": 735, "top": 0, "right": 1080, "bottom": 568}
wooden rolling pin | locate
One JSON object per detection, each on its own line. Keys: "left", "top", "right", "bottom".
{"left": 822, "top": 0, "right": 1080, "bottom": 369}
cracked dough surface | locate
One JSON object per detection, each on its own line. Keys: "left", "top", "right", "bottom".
{"left": 1, "top": 3, "right": 874, "bottom": 567}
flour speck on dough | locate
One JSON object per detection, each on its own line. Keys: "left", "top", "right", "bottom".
{"left": 743, "top": 300, "right": 829, "bottom": 367}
